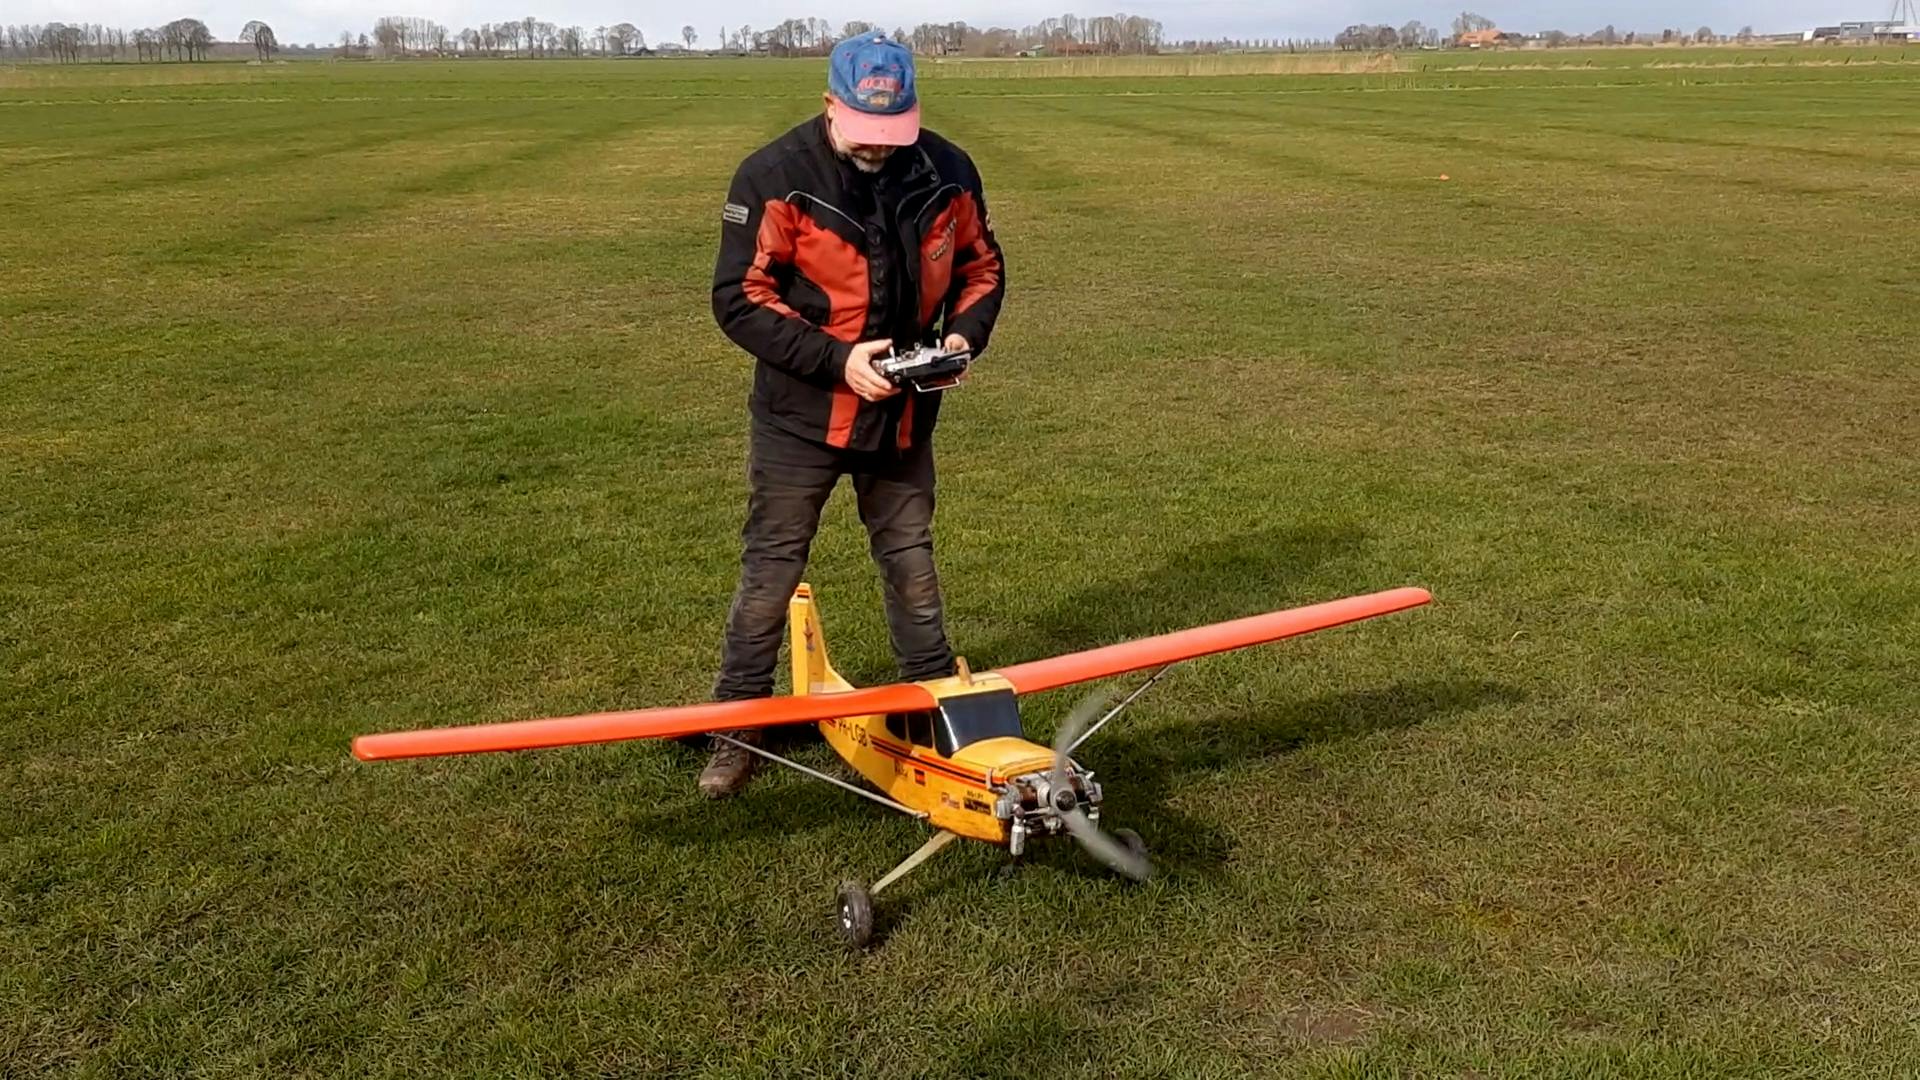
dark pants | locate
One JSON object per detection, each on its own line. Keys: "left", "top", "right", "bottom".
{"left": 713, "top": 419, "right": 954, "bottom": 702}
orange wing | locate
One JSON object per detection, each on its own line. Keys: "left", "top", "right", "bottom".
{"left": 990, "top": 587, "right": 1432, "bottom": 694}
{"left": 350, "top": 586, "right": 1430, "bottom": 762}
{"left": 350, "top": 682, "right": 936, "bottom": 761}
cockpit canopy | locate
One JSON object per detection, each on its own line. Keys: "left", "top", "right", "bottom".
{"left": 885, "top": 688, "right": 1025, "bottom": 757}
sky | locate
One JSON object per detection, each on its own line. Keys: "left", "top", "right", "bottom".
{"left": 7, "top": 0, "right": 1874, "bottom": 48}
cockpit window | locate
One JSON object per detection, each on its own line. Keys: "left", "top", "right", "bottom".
{"left": 933, "top": 689, "right": 1025, "bottom": 757}
{"left": 884, "top": 710, "right": 935, "bottom": 748}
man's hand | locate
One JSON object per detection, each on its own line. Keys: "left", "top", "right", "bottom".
{"left": 943, "top": 334, "right": 973, "bottom": 383}
{"left": 844, "top": 339, "right": 899, "bottom": 402}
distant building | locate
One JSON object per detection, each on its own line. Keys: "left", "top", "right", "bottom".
{"left": 1806, "top": 19, "right": 1920, "bottom": 40}
{"left": 1455, "top": 28, "right": 1517, "bottom": 47}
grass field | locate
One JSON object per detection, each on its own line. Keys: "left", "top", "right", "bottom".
{"left": 4, "top": 54, "right": 1918, "bottom": 1076}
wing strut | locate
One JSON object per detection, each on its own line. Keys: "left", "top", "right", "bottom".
{"left": 1067, "top": 664, "right": 1174, "bottom": 755}
{"left": 710, "top": 734, "right": 928, "bottom": 819}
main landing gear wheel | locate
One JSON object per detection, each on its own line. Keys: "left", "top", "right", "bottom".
{"left": 835, "top": 881, "right": 874, "bottom": 949}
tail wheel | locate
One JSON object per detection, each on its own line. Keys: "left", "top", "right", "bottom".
{"left": 835, "top": 881, "right": 874, "bottom": 949}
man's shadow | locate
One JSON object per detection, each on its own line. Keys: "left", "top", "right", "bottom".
{"left": 941, "top": 521, "right": 1373, "bottom": 680}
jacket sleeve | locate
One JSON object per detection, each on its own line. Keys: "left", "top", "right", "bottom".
{"left": 943, "top": 153, "right": 1007, "bottom": 356}
{"left": 712, "top": 160, "right": 852, "bottom": 387}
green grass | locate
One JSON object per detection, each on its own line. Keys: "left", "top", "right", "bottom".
{"left": 4, "top": 53, "right": 1918, "bottom": 1077}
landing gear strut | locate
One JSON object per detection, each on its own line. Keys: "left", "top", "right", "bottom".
{"left": 832, "top": 830, "right": 958, "bottom": 950}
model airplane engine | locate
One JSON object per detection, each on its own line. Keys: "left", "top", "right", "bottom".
{"left": 995, "top": 767, "right": 1103, "bottom": 857}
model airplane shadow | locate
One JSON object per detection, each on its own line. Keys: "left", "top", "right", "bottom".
{"left": 838, "top": 522, "right": 1370, "bottom": 691}
{"left": 1079, "top": 676, "right": 1523, "bottom": 874}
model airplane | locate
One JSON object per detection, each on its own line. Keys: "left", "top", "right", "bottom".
{"left": 352, "top": 583, "right": 1432, "bottom": 947}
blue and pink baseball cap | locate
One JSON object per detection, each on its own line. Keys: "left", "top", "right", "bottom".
{"left": 828, "top": 33, "right": 920, "bottom": 146}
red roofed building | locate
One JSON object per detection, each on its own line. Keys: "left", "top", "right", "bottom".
{"left": 1456, "top": 28, "right": 1516, "bottom": 47}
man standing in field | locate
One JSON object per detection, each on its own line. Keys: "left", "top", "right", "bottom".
{"left": 700, "top": 32, "right": 1008, "bottom": 797}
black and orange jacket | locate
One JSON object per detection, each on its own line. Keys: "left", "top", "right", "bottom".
{"left": 712, "top": 114, "right": 1006, "bottom": 452}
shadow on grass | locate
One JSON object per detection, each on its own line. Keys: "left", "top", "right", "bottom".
{"left": 629, "top": 778, "right": 855, "bottom": 844}
{"left": 1076, "top": 676, "right": 1524, "bottom": 878}
{"left": 629, "top": 731, "right": 858, "bottom": 844}
{"left": 839, "top": 521, "right": 1372, "bottom": 688}
{"left": 633, "top": 677, "right": 1515, "bottom": 866}
{"left": 922, "top": 999, "right": 1089, "bottom": 1077}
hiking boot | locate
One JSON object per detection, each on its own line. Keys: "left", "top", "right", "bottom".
{"left": 697, "top": 730, "right": 760, "bottom": 799}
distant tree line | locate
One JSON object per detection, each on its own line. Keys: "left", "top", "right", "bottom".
{"left": 1519, "top": 23, "right": 1751, "bottom": 45}
{"left": 1330, "top": 13, "right": 1505, "bottom": 50}
{"left": 1520, "top": 24, "right": 1743, "bottom": 46}
{"left": 0, "top": 8, "right": 1778, "bottom": 64}
{"left": 338, "top": 11, "right": 1168, "bottom": 58}
{"left": 356, "top": 17, "right": 650, "bottom": 57}
{"left": 885, "top": 13, "right": 1169, "bottom": 56}
{"left": 1160, "top": 37, "right": 1345, "bottom": 51}
{"left": 1334, "top": 21, "right": 1443, "bottom": 50}
{"left": 5, "top": 19, "right": 216, "bottom": 61}
{"left": 1328, "top": 11, "right": 1760, "bottom": 49}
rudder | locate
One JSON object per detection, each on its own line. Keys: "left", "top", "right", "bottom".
{"left": 787, "top": 583, "right": 838, "bottom": 694}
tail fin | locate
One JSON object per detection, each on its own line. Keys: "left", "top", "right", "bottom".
{"left": 788, "top": 583, "right": 836, "bottom": 695}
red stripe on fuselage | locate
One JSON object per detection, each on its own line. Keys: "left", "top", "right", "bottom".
{"left": 869, "top": 735, "right": 990, "bottom": 786}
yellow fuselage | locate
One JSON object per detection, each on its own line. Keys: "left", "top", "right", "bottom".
{"left": 789, "top": 587, "right": 1052, "bottom": 844}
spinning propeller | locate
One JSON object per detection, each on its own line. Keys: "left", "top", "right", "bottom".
{"left": 1050, "top": 681, "right": 1154, "bottom": 882}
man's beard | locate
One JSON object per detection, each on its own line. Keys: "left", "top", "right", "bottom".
{"left": 827, "top": 111, "right": 894, "bottom": 173}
